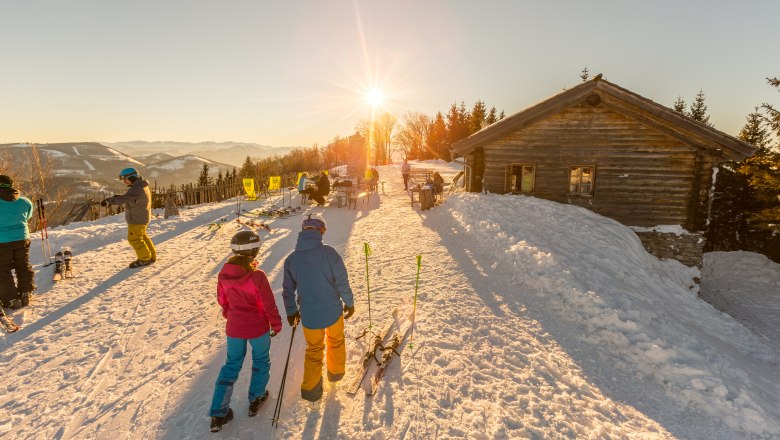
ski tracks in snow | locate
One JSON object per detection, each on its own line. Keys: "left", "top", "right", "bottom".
{"left": 0, "top": 202, "right": 279, "bottom": 440}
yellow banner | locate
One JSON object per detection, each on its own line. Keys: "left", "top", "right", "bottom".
{"left": 242, "top": 178, "right": 257, "bottom": 201}
{"left": 268, "top": 176, "right": 281, "bottom": 191}
{"left": 296, "top": 172, "right": 306, "bottom": 187}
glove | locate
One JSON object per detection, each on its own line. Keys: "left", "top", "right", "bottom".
{"left": 287, "top": 311, "right": 300, "bottom": 327}
{"left": 269, "top": 328, "right": 278, "bottom": 337}
{"left": 343, "top": 304, "right": 355, "bottom": 320}
{"left": 100, "top": 199, "right": 109, "bottom": 207}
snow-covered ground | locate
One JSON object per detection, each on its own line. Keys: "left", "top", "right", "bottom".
{"left": 1, "top": 161, "right": 779, "bottom": 439}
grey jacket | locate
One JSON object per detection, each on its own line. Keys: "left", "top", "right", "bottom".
{"left": 107, "top": 178, "right": 152, "bottom": 225}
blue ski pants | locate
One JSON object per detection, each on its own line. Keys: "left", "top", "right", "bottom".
{"left": 209, "top": 334, "right": 271, "bottom": 417}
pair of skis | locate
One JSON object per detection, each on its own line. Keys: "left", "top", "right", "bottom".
{"left": 235, "top": 218, "right": 271, "bottom": 232}
{"left": 345, "top": 302, "right": 416, "bottom": 396}
{"left": 53, "top": 247, "right": 74, "bottom": 281}
{"left": 207, "top": 218, "right": 227, "bottom": 230}
{"left": 345, "top": 251, "right": 421, "bottom": 397}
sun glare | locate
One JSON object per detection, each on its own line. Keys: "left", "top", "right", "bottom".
{"left": 367, "top": 89, "right": 384, "bottom": 107}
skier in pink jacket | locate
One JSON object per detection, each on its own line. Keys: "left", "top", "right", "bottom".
{"left": 209, "top": 230, "right": 283, "bottom": 432}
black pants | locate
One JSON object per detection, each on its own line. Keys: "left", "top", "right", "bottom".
{"left": 301, "top": 188, "right": 326, "bottom": 205}
{"left": 0, "top": 239, "right": 35, "bottom": 305}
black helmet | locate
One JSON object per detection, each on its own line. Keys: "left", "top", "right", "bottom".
{"left": 230, "top": 230, "right": 261, "bottom": 257}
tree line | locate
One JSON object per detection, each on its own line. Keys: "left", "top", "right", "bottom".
{"left": 233, "top": 100, "right": 507, "bottom": 182}
{"left": 706, "top": 76, "right": 780, "bottom": 261}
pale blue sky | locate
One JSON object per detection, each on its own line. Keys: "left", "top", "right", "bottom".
{"left": 1, "top": 0, "right": 778, "bottom": 148}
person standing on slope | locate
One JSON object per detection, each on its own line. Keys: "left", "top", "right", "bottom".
{"left": 0, "top": 175, "right": 35, "bottom": 309}
{"left": 209, "top": 230, "right": 283, "bottom": 432}
{"left": 282, "top": 214, "right": 354, "bottom": 403}
{"left": 401, "top": 158, "right": 411, "bottom": 191}
{"left": 101, "top": 168, "right": 157, "bottom": 268}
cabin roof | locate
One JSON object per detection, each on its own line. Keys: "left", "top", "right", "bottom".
{"left": 451, "top": 76, "right": 756, "bottom": 162}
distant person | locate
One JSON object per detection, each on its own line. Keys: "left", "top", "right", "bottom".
{"left": 0, "top": 175, "right": 35, "bottom": 309}
{"left": 101, "top": 168, "right": 157, "bottom": 268}
{"left": 282, "top": 214, "right": 354, "bottom": 403}
{"left": 432, "top": 172, "right": 445, "bottom": 195}
{"left": 401, "top": 158, "right": 411, "bottom": 190}
{"left": 312, "top": 172, "right": 330, "bottom": 206}
{"left": 209, "top": 230, "right": 282, "bottom": 432}
{"left": 367, "top": 167, "right": 379, "bottom": 193}
{"left": 297, "top": 172, "right": 308, "bottom": 193}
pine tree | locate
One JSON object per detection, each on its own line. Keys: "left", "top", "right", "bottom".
{"left": 198, "top": 163, "right": 211, "bottom": 186}
{"left": 737, "top": 108, "right": 771, "bottom": 150}
{"left": 239, "top": 156, "right": 254, "bottom": 178}
{"left": 426, "top": 112, "right": 448, "bottom": 160}
{"left": 672, "top": 97, "right": 688, "bottom": 115}
{"left": 762, "top": 76, "right": 780, "bottom": 147}
{"left": 445, "top": 102, "right": 466, "bottom": 146}
{"left": 486, "top": 107, "right": 498, "bottom": 125}
{"left": 469, "top": 100, "right": 488, "bottom": 134}
{"left": 216, "top": 169, "right": 224, "bottom": 185}
{"left": 580, "top": 67, "right": 589, "bottom": 83}
{"left": 689, "top": 90, "right": 712, "bottom": 125}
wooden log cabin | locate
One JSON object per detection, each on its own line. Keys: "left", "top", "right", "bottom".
{"left": 452, "top": 76, "right": 755, "bottom": 233}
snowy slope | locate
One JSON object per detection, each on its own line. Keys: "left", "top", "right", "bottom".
{"left": 1, "top": 162, "right": 778, "bottom": 440}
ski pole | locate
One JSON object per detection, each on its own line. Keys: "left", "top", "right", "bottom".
{"left": 37, "top": 198, "right": 52, "bottom": 265}
{"left": 409, "top": 255, "right": 422, "bottom": 349}
{"left": 272, "top": 317, "right": 298, "bottom": 429}
{"left": 364, "top": 242, "right": 373, "bottom": 330}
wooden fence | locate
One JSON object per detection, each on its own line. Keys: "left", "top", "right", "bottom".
{"left": 34, "top": 174, "right": 310, "bottom": 229}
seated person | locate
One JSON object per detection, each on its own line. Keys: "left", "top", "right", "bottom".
{"left": 432, "top": 172, "right": 444, "bottom": 195}
{"left": 302, "top": 171, "right": 330, "bottom": 206}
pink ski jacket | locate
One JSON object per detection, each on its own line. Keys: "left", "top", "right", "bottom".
{"left": 217, "top": 263, "right": 282, "bottom": 339}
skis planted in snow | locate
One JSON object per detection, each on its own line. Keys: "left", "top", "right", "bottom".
{"left": 53, "top": 251, "right": 64, "bottom": 282}
{"left": 0, "top": 308, "right": 20, "bottom": 333}
{"left": 53, "top": 248, "right": 74, "bottom": 281}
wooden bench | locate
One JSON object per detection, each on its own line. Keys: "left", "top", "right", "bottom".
{"left": 408, "top": 169, "right": 433, "bottom": 183}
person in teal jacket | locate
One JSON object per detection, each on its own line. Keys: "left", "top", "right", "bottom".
{"left": 282, "top": 214, "right": 354, "bottom": 402}
{"left": 0, "top": 175, "right": 35, "bottom": 309}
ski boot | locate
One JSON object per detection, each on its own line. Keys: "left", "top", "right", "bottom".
{"left": 53, "top": 252, "right": 64, "bottom": 281}
{"left": 129, "top": 259, "right": 152, "bottom": 268}
{"left": 248, "top": 390, "right": 269, "bottom": 417}
{"left": 209, "top": 408, "right": 233, "bottom": 432}
{"left": 63, "top": 247, "right": 73, "bottom": 279}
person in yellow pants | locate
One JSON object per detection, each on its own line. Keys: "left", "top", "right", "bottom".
{"left": 102, "top": 168, "right": 157, "bottom": 268}
{"left": 282, "top": 214, "right": 354, "bottom": 402}
{"left": 127, "top": 224, "right": 156, "bottom": 263}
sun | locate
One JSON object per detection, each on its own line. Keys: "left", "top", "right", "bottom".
{"left": 367, "top": 89, "right": 384, "bottom": 107}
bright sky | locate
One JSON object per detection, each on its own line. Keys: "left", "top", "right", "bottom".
{"left": 2, "top": 0, "right": 778, "bottom": 148}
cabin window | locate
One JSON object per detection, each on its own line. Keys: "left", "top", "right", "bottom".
{"left": 506, "top": 164, "right": 535, "bottom": 193}
{"left": 568, "top": 166, "right": 595, "bottom": 196}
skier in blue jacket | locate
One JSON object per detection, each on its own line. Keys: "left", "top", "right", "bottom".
{"left": 282, "top": 214, "right": 354, "bottom": 402}
{"left": 0, "top": 175, "right": 35, "bottom": 309}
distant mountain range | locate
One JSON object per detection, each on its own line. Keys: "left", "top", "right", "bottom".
{"left": 103, "top": 141, "right": 294, "bottom": 167}
{"left": 0, "top": 141, "right": 286, "bottom": 198}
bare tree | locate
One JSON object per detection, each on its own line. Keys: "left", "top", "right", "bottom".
{"left": 396, "top": 112, "right": 431, "bottom": 160}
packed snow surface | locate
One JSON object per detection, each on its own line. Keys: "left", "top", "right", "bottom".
{"left": 1, "top": 161, "right": 778, "bottom": 439}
